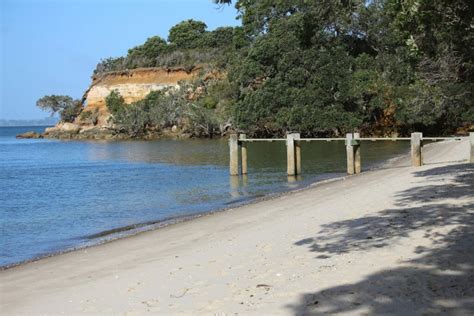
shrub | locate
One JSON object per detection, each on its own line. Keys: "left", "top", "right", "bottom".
{"left": 36, "top": 95, "right": 82, "bottom": 123}
{"left": 78, "top": 109, "right": 99, "bottom": 125}
{"left": 105, "top": 90, "right": 126, "bottom": 116}
{"left": 168, "top": 19, "right": 208, "bottom": 49}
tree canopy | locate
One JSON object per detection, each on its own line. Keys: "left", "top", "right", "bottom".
{"left": 36, "top": 95, "right": 82, "bottom": 123}
{"left": 91, "top": 0, "right": 473, "bottom": 137}
{"left": 225, "top": 0, "right": 473, "bottom": 136}
{"left": 168, "top": 19, "right": 208, "bottom": 49}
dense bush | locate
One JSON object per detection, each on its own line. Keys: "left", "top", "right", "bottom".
{"left": 78, "top": 108, "right": 99, "bottom": 125}
{"left": 105, "top": 77, "right": 236, "bottom": 137}
{"left": 93, "top": 20, "right": 239, "bottom": 75}
{"left": 227, "top": 0, "right": 473, "bottom": 136}
{"left": 168, "top": 20, "right": 208, "bottom": 49}
{"left": 105, "top": 90, "right": 126, "bottom": 116}
{"left": 95, "top": 0, "right": 473, "bottom": 137}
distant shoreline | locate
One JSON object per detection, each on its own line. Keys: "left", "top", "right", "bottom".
{"left": 0, "top": 124, "right": 52, "bottom": 128}
{"left": 0, "top": 118, "right": 58, "bottom": 127}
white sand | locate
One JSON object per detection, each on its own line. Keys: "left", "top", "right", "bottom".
{"left": 1, "top": 139, "right": 472, "bottom": 315}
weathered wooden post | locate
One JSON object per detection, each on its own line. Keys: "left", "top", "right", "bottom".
{"left": 294, "top": 133, "right": 301, "bottom": 175}
{"left": 346, "top": 133, "right": 355, "bottom": 175}
{"left": 239, "top": 134, "right": 248, "bottom": 174}
{"left": 354, "top": 132, "right": 361, "bottom": 174}
{"left": 470, "top": 132, "right": 474, "bottom": 163}
{"left": 411, "top": 132, "right": 423, "bottom": 167}
{"left": 287, "top": 133, "right": 296, "bottom": 176}
{"left": 229, "top": 133, "right": 239, "bottom": 175}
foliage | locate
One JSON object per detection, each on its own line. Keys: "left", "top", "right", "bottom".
{"left": 105, "top": 90, "right": 126, "bottom": 116}
{"left": 128, "top": 36, "right": 168, "bottom": 60}
{"left": 104, "top": 77, "right": 236, "bottom": 137}
{"left": 36, "top": 95, "right": 82, "bottom": 123}
{"left": 226, "top": 0, "right": 473, "bottom": 136}
{"left": 168, "top": 19, "right": 208, "bottom": 49}
{"left": 93, "top": 20, "right": 239, "bottom": 75}
{"left": 386, "top": 0, "right": 474, "bottom": 131}
{"left": 78, "top": 108, "right": 99, "bottom": 125}
{"left": 113, "top": 103, "right": 150, "bottom": 137}
{"left": 95, "top": 0, "right": 473, "bottom": 137}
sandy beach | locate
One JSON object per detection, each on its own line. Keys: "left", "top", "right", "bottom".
{"left": 1, "top": 139, "right": 472, "bottom": 315}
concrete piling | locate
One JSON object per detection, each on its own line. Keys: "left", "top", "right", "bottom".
{"left": 411, "top": 132, "right": 423, "bottom": 167}
{"left": 240, "top": 134, "right": 248, "bottom": 174}
{"left": 354, "top": 132, "right": 361, "bottom": 174}
{"left": 470, "top": 132, "right": 474, "bottom": 163}
{"left": 229, "top": 134, "right": 239, "bottom": 176}
{"left": 287, "top": 133, "right": 296, "bottom": 176}
{"left": 294, "top": 133, "right": 301, "bottom": 175}
{"left": 346, "top": 133, "right": 355, "bottom": 175}
{"left": 229, "top": 131, "right": 462, "bottom": 175}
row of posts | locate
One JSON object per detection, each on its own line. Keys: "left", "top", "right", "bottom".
{"left": 230, "top": 132, "right": 473, "bottom": 176}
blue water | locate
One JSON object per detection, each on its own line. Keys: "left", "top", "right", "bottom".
{"left": 0, "top": 126, "right": 409, "bottom": 267}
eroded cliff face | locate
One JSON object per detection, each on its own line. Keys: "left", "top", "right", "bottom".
{"left": 43, "top": 67, "right": 201, "bottom": 139}
{"left": 81, "top": 67, "right": 200, "bottom": 125}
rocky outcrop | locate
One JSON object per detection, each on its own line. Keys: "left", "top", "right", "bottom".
{"left": 37, "top": 67, "right": 202, "bottom": 140}
{"left": 16, "top": 131, "right": 43, "bottom": 139}
{"left": 78, "top": 67, "right": 200, "bottom": 126}
{"left": 43, "top": 122, "right": 81, "bottom": 139}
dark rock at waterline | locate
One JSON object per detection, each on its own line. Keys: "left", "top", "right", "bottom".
{"left": 16, "top": 131, "right": 43, "bottom": 139}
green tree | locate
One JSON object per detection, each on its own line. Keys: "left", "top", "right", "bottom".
{"left": 89, "top": 0, "right": 474, "bottom": 137}
{"left": 126, "top": 36, "right": 168, "bottom": 67}
{"left": 94, "top": 57, "right": 126, "bottom": 74}
{"left": 105, "top": 90, "right": 126, "bottom": 116}
{"left": 114, "top": 103, "right": 150, "bottom": 137}
{"left": 36, "top": 95, "right": 82, "bottom": 123}
{"left": 204, "top": 26, "right": 235, "bottom": 47}
{"left": 168, "top": 19, "right": 208, "bottom": 49}
{"left": 386, "top": 0, "right": 474, "bottom": 130}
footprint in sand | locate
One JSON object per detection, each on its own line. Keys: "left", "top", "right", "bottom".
{"left": 141, "top": 299, "right": 159, "bottom": 308}
{"left": 261, "top": 244, "right": 273, "bottom": 252}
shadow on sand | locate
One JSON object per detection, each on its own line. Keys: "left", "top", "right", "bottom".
{"left": 288, "top": 164, "right": 474, "bottom": 315}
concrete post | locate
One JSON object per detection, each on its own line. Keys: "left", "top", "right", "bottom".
{"left": 294, "top": 133, "right": 301, "bottom": 175}
{"left": 346, "top": 133, "right": 355, "bottom": 175}
{"left": 470, "top": 132, "right": 474, "bottom": 163}
{"left": 411, "top": 132, "right": 423, "bottom": 167}
{"left": 287, "top": 133, "right": 296, "bottom": 176}
{"left": 240, "top": 134, "right": 248, "bottom": 174}
{"left": 229, "top": 134, "right": 239, "bottom": 175}
{"left": 354, "top": 132, "right": 361, "bottom": 174}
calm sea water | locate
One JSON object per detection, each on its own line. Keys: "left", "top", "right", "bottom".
{"left": 0, "top": 126, "right": 409, "bottom": 267}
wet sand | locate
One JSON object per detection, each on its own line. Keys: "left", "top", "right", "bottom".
{"left": 1, "top": 139, "right": 472, "bottom": 315}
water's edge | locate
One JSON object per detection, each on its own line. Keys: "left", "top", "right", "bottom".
{"left": 1, "top": 145, "right": 413, "bottom": 271}
{"left": 1, "top": 127, "right": 412, "bottom": 270}
{"left": 1, "top": 172, "right": 354, "bottom": 270}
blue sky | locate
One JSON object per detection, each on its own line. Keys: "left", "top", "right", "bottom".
{"left": 0, "top": 0, "right": 239, "bottom": 120}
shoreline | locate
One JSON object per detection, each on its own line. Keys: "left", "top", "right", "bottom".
{"left": 1, "top": 139, "right": 471, "bottom": 314}
{"left": 1, "top": 138, "right": 411, "bottom": 270}
{"left": 0, "top": 169, "right": 347, "bottom": 271}
{"left": 0, "top": 140, "right": 414, "bottom": 270}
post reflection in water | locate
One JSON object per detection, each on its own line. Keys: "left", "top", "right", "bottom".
{"left": 242, "top": 174, "right": 249, "bottom": 187}
{"left": 287, "top": 175, "right": 303, "bottom": 186}
{"left": 229, "top": 175, "right": 241, "bottom": 199}
{"left": 229, "top": 175, "right": 251, "bottom": 199}
{"left": 0, "top": 129, "right": 411, "bottom": 267}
